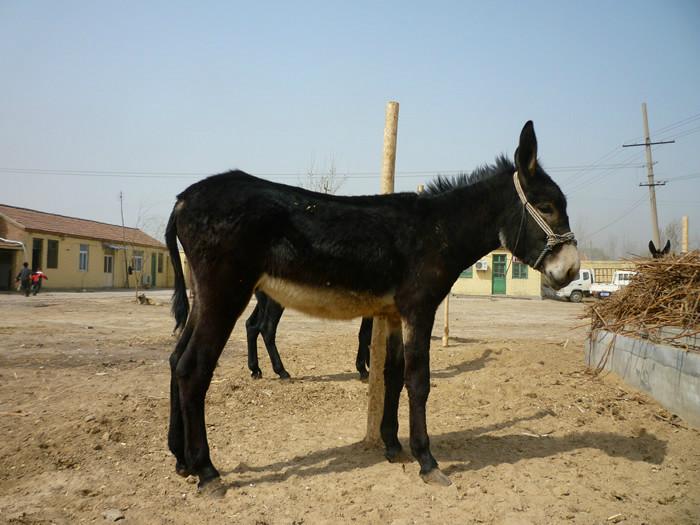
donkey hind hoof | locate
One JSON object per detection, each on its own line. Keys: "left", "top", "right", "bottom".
{"left": 251, "top": 370, "right": 263, "bottom": 379}
{"left": 358, "top": 370, "right": 369, "bottom": 381}
{"left": 385, "top": 448, "right": 411, "bottom": 464}
{"left": 420, "top": 468, "right": 452, "bottom": 487}
{"left": 175, "top": 462, "right": 192, "bottom": 478}
{"left": 278, "top": 370, "right": 291, "bottom": 380}
{"left": 197, "top": 477, "right": 228, "bottom": 498}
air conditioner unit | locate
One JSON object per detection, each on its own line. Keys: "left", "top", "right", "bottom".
{"left": 475, "top": 260, "right": 489, "bottom": 271}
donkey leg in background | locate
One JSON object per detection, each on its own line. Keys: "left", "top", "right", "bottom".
{"left": 380, "top": 317, "right": 405, "bottom": 461}
{"left": 403, "top": 313, "right": 451, "bottom": 486}
{"left": 245, "top": 297, "right": 264, "bottom": 378}
{"left": 356, "top": 317, "right": 373, "bottom": 380}
{"left": 258, "top": 294, "right": 291, "bottom": 379}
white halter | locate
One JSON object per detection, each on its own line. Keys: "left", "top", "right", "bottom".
{"left": 513, "top": 171, "right": 577, "bottom": 270}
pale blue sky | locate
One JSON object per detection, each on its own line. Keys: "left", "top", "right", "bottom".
{"left": 1, "top": 1, "right": 699, "bottom": 255}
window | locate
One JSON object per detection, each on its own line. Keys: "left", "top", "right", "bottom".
{"left": 460, "top": 266, "right": 473, "bottom": 278}
{"left": 79, "top": 244, "right": 89, "bottom": 271}
{"left": 47, "top": 240, "right": 59, "bottom": 269}
{"left": 157, "top": 253, "right": 163, "bottom": 273}
{"left": 132, "top": 250, "right": 144, "bottom": 272}
{"left": 104, "top": 254, "right": 113, "bottom": 273}
{"left": 512, "top": 261, "right": 528, "bottom": 279}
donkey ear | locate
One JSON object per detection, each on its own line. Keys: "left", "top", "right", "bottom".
{"left": 515, "top": 121, "right": 538, "bottom": 178}
{"left": 663, "top": 239, "right": 671, "bottom": 254}
{"left": 648, "top": 240, "right": 657, "bottom": 254}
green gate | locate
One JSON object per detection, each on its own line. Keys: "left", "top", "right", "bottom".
{"left": 492, "top": 254, "right": 507, "bottom": 295}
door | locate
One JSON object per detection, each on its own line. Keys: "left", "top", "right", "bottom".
{"left": 491, "top": 254, "right": 507, "bottom": 295}
{"left": 103, "top": 254, "right": 114, "bottom": 288}
{"left": 0, "top": 250, "right": 14, "bottom": 290}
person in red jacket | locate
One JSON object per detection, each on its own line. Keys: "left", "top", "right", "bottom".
{"left": 31, "top": 268, "right": 48, "bottom": 295}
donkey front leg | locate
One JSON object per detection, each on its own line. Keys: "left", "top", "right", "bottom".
{"left": 403, "top": 316, "right": 452, "bottom": 486}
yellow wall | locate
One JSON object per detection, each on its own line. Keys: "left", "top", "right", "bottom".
{"left": 581, "top": 260, "right": 637, "bottom": 284}
{"left": 451, "top": 249, "right": 543, "bottom": 298}
{"left": 12, "top": 231, "right": 174, "bottom": 290}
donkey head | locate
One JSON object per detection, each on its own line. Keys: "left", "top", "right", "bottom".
{"left": 648, "top": 239, "right": 671, "bottom": 258}
{"left": 500, "top": 121, "right": 580, "bottom": 290}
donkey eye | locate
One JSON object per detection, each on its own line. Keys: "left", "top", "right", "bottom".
{"left": 537, "top": 204, "right": 554, "bottom": 215}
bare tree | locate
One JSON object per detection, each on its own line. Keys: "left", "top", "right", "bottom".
{"left": 606, "top": 234, "right": 619, "bottom": 260}
{"left": 300, "top": 156, "right": 345, "bottom": 195}
{"left": 662, "top": 219, "right": 681, "bottom": 253}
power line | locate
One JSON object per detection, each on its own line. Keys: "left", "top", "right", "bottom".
{"left": 0, "top": 162, "right": 649, "bottom": 180}
{"left": 580, "top": 197, "right": 647, "bottom": 241}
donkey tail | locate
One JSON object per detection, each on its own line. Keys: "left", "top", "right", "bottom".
{"left": 165, "top": 205, "right": 189, "bottom": 331}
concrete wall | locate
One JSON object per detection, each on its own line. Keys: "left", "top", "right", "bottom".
{"left": 586, "top": 330, "right": 700, "bottom": 428}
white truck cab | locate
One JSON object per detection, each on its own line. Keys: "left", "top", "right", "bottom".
{"left": 552, "top": 268, "right": 594, "bottom": 303}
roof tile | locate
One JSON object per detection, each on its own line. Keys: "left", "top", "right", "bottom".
{"left": 0, "top": 204, "right": 165, "bottom": 248}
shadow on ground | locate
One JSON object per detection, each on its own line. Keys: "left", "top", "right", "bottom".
{"left": 212, "top": 410, "right": 666, "bottom": 490}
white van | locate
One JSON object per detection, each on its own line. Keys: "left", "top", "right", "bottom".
{"left": 552, "top": 268, "right": 594, "bottom": 303}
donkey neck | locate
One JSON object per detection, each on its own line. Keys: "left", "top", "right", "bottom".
{"left": 427, "top": 170, "right": 517, "bottom": 270}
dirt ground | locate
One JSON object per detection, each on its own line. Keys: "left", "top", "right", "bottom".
{"left": 0, "top": 290, "right": 698, "bottom": 524}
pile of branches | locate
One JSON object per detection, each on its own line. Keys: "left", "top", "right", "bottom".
{"left": 587, "top": 251, "right": 700, "bottom": 351}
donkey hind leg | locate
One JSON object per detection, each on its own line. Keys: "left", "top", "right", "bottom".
{"left": 168, "top": 319, "right": 194, "bottom": 477}
{"left": 356, "top": 317, "right": 373, "bottom": 380}
{"left": 380, "top": 318, "right": 406, "bottom": 462}
{"left": 177, "top": 290, "right": 251, "bottom": 489}
{"left": 259, "top": 297, "right": 290, "bottom": 379}
{"left": 245, "top": 301, "right": 264, "bottom": 378}
{"left": 403, "top": 316, "right": 451, "bottom": 486}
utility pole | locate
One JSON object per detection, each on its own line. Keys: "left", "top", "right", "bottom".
{"left": 119, "top": 191, "right": 130, "bottom": 288}
{"left": 622, "top": 103, "right": 674, "bottom": 249}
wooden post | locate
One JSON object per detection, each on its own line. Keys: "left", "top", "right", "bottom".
{"left": 366, "top": 101, "right": 399, "bottom": 445}
{"left": 682, "top": 216, "right": 689, "bottom": 253}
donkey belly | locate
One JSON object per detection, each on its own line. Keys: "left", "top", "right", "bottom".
{"left": 257, "top": 273, "right": 396, "bottom": 320}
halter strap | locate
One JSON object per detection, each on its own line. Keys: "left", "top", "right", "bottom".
{"left": 512, "top": 171, "right": 576, "bottom": 270}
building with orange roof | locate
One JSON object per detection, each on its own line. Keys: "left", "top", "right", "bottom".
{"left": 0, "top": 204, "right": 174, "bottom": 291}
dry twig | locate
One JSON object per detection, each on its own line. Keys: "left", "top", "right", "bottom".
{"left": 585, "top": 251, "right": 700, "bottom": 352}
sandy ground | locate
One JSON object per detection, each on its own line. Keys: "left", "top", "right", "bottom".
{"left": 0, "top": 290, "right": 698, "bottom": 524}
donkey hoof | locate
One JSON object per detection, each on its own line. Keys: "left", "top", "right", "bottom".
{"left": 175, "top": 461, "right": 192, "bottom": 478}
{"left": 358, "top": 370, "right": 369, "bottom": 381}
{"left": 420, "top": 468, "right": 452, "bottom": 487}
{"left": 197, "top": 477, "right": 227, "bottom": 498}
{"left": 250, "top": 370, "right": 262, "bottom": 379}
{"left": 385, "top": 446, "right": 410, "bottom": 463}
{"left": 278, "top": 370, "right": 291, "bottom": 380}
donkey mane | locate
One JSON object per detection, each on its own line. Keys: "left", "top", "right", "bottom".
{"left": 424, "top": 155, "right": 514, "bottom": 194}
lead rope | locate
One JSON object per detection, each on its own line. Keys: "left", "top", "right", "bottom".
{"left": 512, "top": 171, "right": 576, "bottom": 270}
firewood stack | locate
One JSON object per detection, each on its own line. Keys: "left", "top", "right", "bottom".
{"left": 587, "top": 251, "right": 700, "bottom": 351}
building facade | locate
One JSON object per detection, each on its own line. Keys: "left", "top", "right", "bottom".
{"left": 0, "top": 204, "right": 174, "bottom": 291}
{"left": 451, "top": 248, "right": 543, "bottom": 298}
